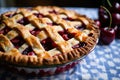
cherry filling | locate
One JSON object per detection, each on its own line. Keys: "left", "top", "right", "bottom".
{"left": 22, "top": 47, "right": 35, "bottom": 56}
{"left": 41, "top": 38, "right": 57, "bottom": 51}
{"left": 72, "top": 42, "right": 87, "bottom": 49}
{"left": 5, "top": 13, "right": 16, "bottom": 18}
{"left": 88, "top": 33, "right": 93, "bottom": 37}
{"left": 30, "top": 28, "right": 41, "bottom": 36}
{"left": 62, "top": 17, "right": 74, "bottom": 21}
{"left": 33, "top": 13, "right": 44, "bottom": 18}
{"left": 49, "top": 10, "right": 58, "bottom": 14}
{"left": 11, "top": 36, "right": 25, "bottom": 49}
{"left": 75, "top": 24, "right": 86, "bottom": 31}
{"left": 58, "top": 30, "right": 74, "bottom": 40}
{"left": 47, "top": 22, "right": 58, "bottom": 26}
{"left": 47, "top": 23, "right": 53, "bottom": 26}
{"left": 17, "top": 17, "right": 30, "bottom": 25}
{"left": 0, "top": 27, "right": 11, "bottom": 35}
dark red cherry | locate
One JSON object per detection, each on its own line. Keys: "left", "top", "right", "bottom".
{"left": 99, "top": 14, "right": 109, "bottom": 27}
{"left": 100, "top": 27, "right": 115, "bottom": 45}
{"left": 41, "top": 38, "right": 55, "bottom": 51}
{"left": 47, "top": 23, "right": 53, "bottom": 26}
{"left": 0, "top": 27, "right": 11, "bottom": 35}
{"left": 99, "top": 6, "right": 106, "bottom": 14}
{"left": 17, "top": 17, "right": 30, "bottom": 25}
{"left": 28, "top": 51, "right": 35, "bottom": 56}
{"left": 62, "top": 34, "right": 69, "bottom": 40}
{"left": 0, "top": 30, "right": 4, "bottom": 34}
{"left": 49, "top": 10, "right": 58, "bottom": 14}
{"left": 33, "top": 13, "right": 44, "bottom": 18}
{"left": 52, "top": 42, "right": 57, "bottom": 47}
{"left": 63, "top": 17, "right": 74, "bottom": 21}
{"left": 112, "top": 13, "right": 120, "bottom": 25}
{"left": 30, "top": 28, "right": 41, "bottom": 36}
{"left": 99, "top": 7, "right": 109, "bottom": 27}
{"left": 112, "top": 2, "right": 120, "bottom": 13}
{"left": 5, "top": 13, "right": 16, "bottom": 18}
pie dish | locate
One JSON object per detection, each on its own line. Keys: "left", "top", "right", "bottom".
{"left": 0, "top": 6, "right": 99, "bottom": 70}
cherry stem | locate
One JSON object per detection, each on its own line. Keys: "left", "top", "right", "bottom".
{"left": 107, "top": 0, "right": 112, "bottom": 7}
{"left": 101, "top": 6, "right": 112, "bottom": 29}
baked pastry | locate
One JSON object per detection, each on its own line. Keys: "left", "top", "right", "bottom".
{"left": 0, "top": 6, "right": 99, "bottom": 67}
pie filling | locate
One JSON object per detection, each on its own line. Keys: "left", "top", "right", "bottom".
{"left": 17, "top": 17, "right": 30, "bottom": 25}
{"left": 72, "top": 42, "right": 87, "bottom": 49}
{"left": 58, "top": 30, "right": 74, "bottom": 40}
{"left": 41, "top": 38, "right": 57, "bottom": 51}
{"left": 30, "top": 28, "right": 41, "bottom": 36}
{"left": 5, "top": 13, "right": 16, "bottom": 18}
{"left": 33, "top": 13, "right": 45, "bottom": 18}
{"left": 62, "top": 17, "right": 74, "bottom": 21}
{"left": 11, "top": 36, "right": 25, "bottom": 49}
{"left": 22, "top": 47, "right": 35, "bottom": 56}
{"left": 0, "top": 27, "right": 11, "bottom": 35}
{"left": 49, "top": 10, "right": 58, "bottom": 14}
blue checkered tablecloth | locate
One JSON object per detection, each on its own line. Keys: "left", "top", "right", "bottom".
{"left": 0, "top": 7, "right": 120, "bottom": 80}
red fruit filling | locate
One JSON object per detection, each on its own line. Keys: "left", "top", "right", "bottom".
{"left": 62, "top": 17, "right": 74, "bottom": 21}
{"left": 41, "top": 38, "right": 57, "bottom": 51}
{"left": 58, "top": 30, "right": 74, "bottom": 40}
{"left": 75, "top": 24, "right": 86, "bottom": 31}
{"left": 0, "top": 27, "right": 11, "bottom": 35}
{"left": 17, "top": 17, "right": 30, "bottom": 25}
{"left": 11, "top": 36, "right": 25, "bottom": 49}
{"left": 28, "top": 51, "right": 35, "bottom": 56}
{"left": 30, "top": 28, "right": 41, "bottom": 36}
{"left": 88, "top": 33, "right": 93, "bottom": 37}
{"left": 49, "top": 10, "right": 58, "bottom": 14}
{"left": 47, "top": 22, "right": 58, "bottom": 26}
{"left": 47, "top": 23, "right": 53, "bottom": 26}
{"left": 22, "top": 46, "right": 35, "bottom": 55}
{"left": 5, "top": 13, "right": 16, "bottom": 18}
{"left": 33, "top": 13, "right": 44, "bottom": 18}
{"left": 72, "top": 42, "right": 87, "bottom": 49}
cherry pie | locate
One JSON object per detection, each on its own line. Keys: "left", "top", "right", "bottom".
{"left": 0, "top": 6, "right": 99, "bottom": 67}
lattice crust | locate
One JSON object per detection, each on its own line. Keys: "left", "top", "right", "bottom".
{"left": 0, "top": 6, "right": 100, "bottom": 67}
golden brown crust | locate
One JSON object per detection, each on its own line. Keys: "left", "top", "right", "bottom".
{"left": 0, "top": 6, "right": 100, "bottom": 67}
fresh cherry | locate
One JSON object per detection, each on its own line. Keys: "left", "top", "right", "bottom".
{"left": 99, "top": 7, "right": 109, "bottom": 27}
{"left": 100, "top": 27, "right": 115, "bottom": 44}
{"left": 112, "top": 13, "right": 120, "bottom": 25}
{"left": 112, "top": 2, "right": 120, "bottom": 13}
{"left": 99, "top": 6, "right": 116, "bottom": 45}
